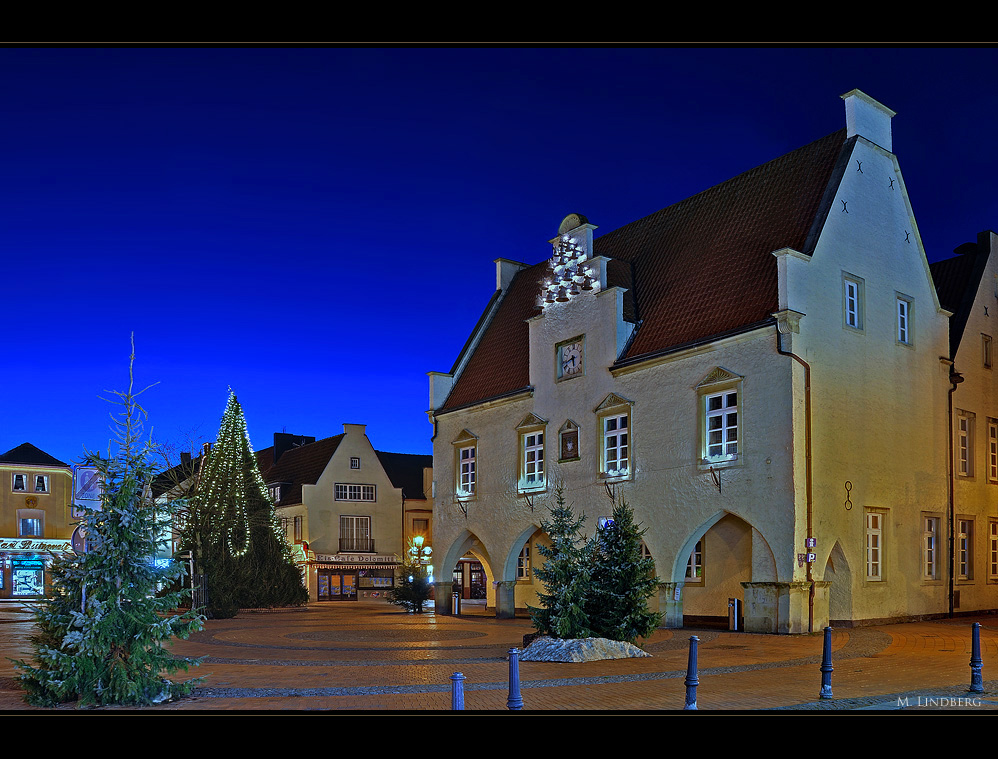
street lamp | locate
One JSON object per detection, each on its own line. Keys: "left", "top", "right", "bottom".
{"left": 409, "top": 535, "right": 433, "bottom": 583}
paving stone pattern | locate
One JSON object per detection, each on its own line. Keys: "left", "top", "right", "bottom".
{"left": 2, "top": 600, "right": 997, "bottom": 711}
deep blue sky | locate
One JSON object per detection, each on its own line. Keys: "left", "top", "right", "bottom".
{"left": 3, "top": 46, "right": 996, "bottom": 467}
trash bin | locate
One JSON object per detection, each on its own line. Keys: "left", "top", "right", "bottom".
{"left": 452, "top": 592, "right": 461, "bottom": 615}
{"left": 728, "top": 598, "right": 741, "bottom": 631}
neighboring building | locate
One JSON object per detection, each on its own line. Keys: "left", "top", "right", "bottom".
{"left": 257, "top": 426, "right": 433, "bottom": 602}
{"left": 931, "top": 230, "right": 998, "bottom": 617}
{"left": 428, "top": 89, "right": 963, "bottom": 633}
{"left": 0, "top": 443, "right": 75, "bottom": 599}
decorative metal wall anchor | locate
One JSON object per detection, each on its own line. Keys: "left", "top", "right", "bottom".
{"left": 844, "top": 481, "right": 853, "bottom": 511}
{"left": 709, "top": 466, "right": 721, "bottom": 494}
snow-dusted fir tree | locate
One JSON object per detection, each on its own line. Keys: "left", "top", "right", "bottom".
{"left": 528, "top": 484, "right": 593, "bottom": 639}
{"left": 586, "top": 497, "right": 662, "bottom": 643}
{"left": 180, "top": 390, "right": 306, "bottom": 618}
{"left": 13, "top": 337, "right": 204, "bottom": 707}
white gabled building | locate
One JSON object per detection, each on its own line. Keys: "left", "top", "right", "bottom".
{"left": 428, "top": 89, "right": 962, "bottom": 633}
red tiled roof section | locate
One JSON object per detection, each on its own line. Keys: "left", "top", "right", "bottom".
{"left": 440, "top": 129, "right": 848, "bottom": 410}
{"left": 599, "top": 129, "right": 847, "bottom": 360}
{"left": 440, "top": 264, "right": 546, "bottom": 410}
{"left": 258, "top": 434, "right": 344, "bottom": 506}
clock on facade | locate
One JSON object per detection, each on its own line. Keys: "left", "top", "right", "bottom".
{"left": 557, "top": 338, "right": 585, "bottom": 380}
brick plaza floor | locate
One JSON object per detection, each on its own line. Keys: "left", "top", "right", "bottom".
{"left": 2, "top": 599, "right": 997, "bottom": 712}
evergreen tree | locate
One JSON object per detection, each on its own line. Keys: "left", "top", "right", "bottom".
{"left": 13, "top": 338, "right": 204, "bottom": 707}
{"left": 180, "top": 391, "right": 307, "bottom": 618}
{"left": 387, "top": 544, "right": 433, "bottom": 613}
{"left": 586, "top": 496, "right": 662, "bottom": 643}
{"left": 528, "top": 484, "right": 592, "bottom": 639}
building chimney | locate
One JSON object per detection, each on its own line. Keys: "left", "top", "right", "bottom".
{"left": 273, "top": 432, "right": 315, "bottom": 463}
{"left": 842, "top": 89, "right": 894, "bottom": 152}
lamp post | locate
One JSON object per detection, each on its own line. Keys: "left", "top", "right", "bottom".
{"left": 408, "top": 535, "right": 433, "bottom": 581}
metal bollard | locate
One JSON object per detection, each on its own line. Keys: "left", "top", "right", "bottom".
{"left": 450, "top": 671, "right": 465, "bottom": 710}
{"left": 684, "top": 635, "right": 699, "bottom": 710}
{"left": 819, "top": 626, "right": 834, "bottom": 699}
{"left": 970, "top": 622, "right": 984, "bottom": 694}
{"left": 506, "top": 648, "right": 523, "bottom": 710}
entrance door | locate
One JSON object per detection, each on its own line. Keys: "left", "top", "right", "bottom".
{"left": 318, "top": 570, "right": 358, "bottom": 601}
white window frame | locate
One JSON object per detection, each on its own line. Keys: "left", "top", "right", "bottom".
{"left": 704, "top": 390, "right": 739, "bottom": 463}
{"left": 843, "top": 274, "right": 865, "bottom": 332}
{"left": 294, "top": 515, "right": 303, "bottom": 543}
{"left": 896, "top": 296, "right": 912, "bottom": 345}
{"left": 866, "top": 510, "right": 884, "bottom": 581}
{"left": 11, "top": 473, "right": 27, "bottom": 492}
{"left": 602, "top": 412, "right": 630, "bottom": 478}
{"left": 334, "top": 483, "right": 376, "bottom": 502}
{"left": 989, "top": 520, "right": 998, "bottom": 581}
{"left": 350, "top": 457, "right": 361, "bottom": 470}
{"left": 685, "top": 539, "right": 703, "bottom": 583}
{"left": 958, "top": 518, "right": 975, "bottom": 581}
{"left": 923, "top": 516, "right": 940, "bottom": 580}
{"left": 958, "top": 413, "right": 975, "bottom": 477}
{"left": 517, "top": 543, "right": 531, "bottom": 580}
{"left": 458, "top": 445, "right": 477, "bottom": 496}
{"left": 340, "top": 515, "right": 371, "bottom": 552}
{"left": 520, "top": 431, "right": 545, "bottom": 491}
{"left": 989, "top": 420, "right": 998, "bottom": 484}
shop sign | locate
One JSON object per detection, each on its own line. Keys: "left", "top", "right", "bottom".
{"left": 0, "top": 538, "right": 73, "bottom": 553}
{"left": 316, "top": 553, "right": 400, "bottom": 564}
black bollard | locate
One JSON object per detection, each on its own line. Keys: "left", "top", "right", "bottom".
{"left": 684, "top": 635, "right": 699, "bottom": 710}
{"left": 507, "top": 648, "right": 523, "bottom": 710}
{"left": 970, "top": 622, "right": 984, "bottom": 694}
{"left": 451, "top": 671, "right": 465, "bottom": 710}
{"left": 819, "top": 626, "right": 833, "bottom": 699}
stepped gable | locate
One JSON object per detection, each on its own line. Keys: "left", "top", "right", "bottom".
{"left": 441, "top": 129, "right": 850, "bottom": 410}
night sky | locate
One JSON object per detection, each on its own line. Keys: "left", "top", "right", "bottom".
{"left": 3, "top": 46, "right": 996, "bottom": 468}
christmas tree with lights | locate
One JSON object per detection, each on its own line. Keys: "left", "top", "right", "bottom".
{"left": 13, "top": 338, "right": 204, "bottom": 707}
{"left": 181, "top": 390, "right": 307, "bottom": 618}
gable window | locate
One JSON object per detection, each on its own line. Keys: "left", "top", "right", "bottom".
{"left": 697, "top": 368, "right": 743, "bottom": 467}
{"left": 516, "top": 414, "right": 547, "bottom": 492}
{"left": 459, "top": 446, "right": 476, "bottom": 495}
{"left": 340, "top": 515, "right": 372, "bottom": 552}
{"left": 603, "top": 413, "right": 629, "bottom": 477}
{"left": 866, "top": 510, "right": 884, "bottom": 581}
{"left": 923, "top": 516, "right": 940, "bottom": 580}
{"left": 452, "top": 430, "right": 479, "bottom": 498}
{"left": 705, "top": 391, "right": 739, "bottom": 461}
{"left": 334, "top": 483, "right": 376, "bottom": 502}
{"left": 896, "top": 296, "right": 912, "bottom": 345}
{"left": 985, "top": 335, "right": 993, "bottom": 369}
{"left": 958, "top": 412, "right": 975, "bottom": 477}
{"left": 32, "top": 475, "right": 49, "bottom": 493}
{"left": 12, "top": 473, "right": 27, "bottom": 492}
{"left": 350, "top": 457, "right": 361, "bottom": 470}
{"left": 843, "top": 274, "right": 865, "bottom": 332}
{"left": 685, "top": 539, "right": 703, "bottom": 583}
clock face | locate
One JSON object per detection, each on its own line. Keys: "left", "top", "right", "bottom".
{"left": 558, "top": 339, "right": 584, "bottom": 379}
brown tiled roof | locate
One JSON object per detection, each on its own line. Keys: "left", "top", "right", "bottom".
{"left": 441, "top": 129, "right": 850, "bottom": 411}
{"left": 929, "top": 235, "right": 991, "bottom": 359}
{"left": 259, "top": 434, "right": 344, "bottom": 507}
{"left": 376, "top": 451, "right": 432, "bottom": 500}
{"left": 0, "top": 442, "right": 69, "bottom": 468}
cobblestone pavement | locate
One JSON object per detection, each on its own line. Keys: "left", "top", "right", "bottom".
{"left": 2, "top": 599, "right": 997, "bottom": 712}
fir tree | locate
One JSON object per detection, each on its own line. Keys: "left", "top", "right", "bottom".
{"left": 586, "top": 496, "right": 662, "bottom": 643}
{"left": 387, "top": 542, "right": 433, "bottom": 613}
{"left": 528, "top": 484, "right": 592, "bottom": 639}
{"left": 13, "top": 337, "right": 204, "bottom": 707}
{"left": 180, "top": 390, "right": 307, "bottom": 618}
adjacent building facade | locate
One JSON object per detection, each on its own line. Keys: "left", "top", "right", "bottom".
{"left": 427, "top": 90, "right": 972, "bottom": 633}
{"left": 0, "top": 443, "right": 75, "bottom": 599}
{"left": 257, "top": 425, "right": 433, "bottom": 602}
